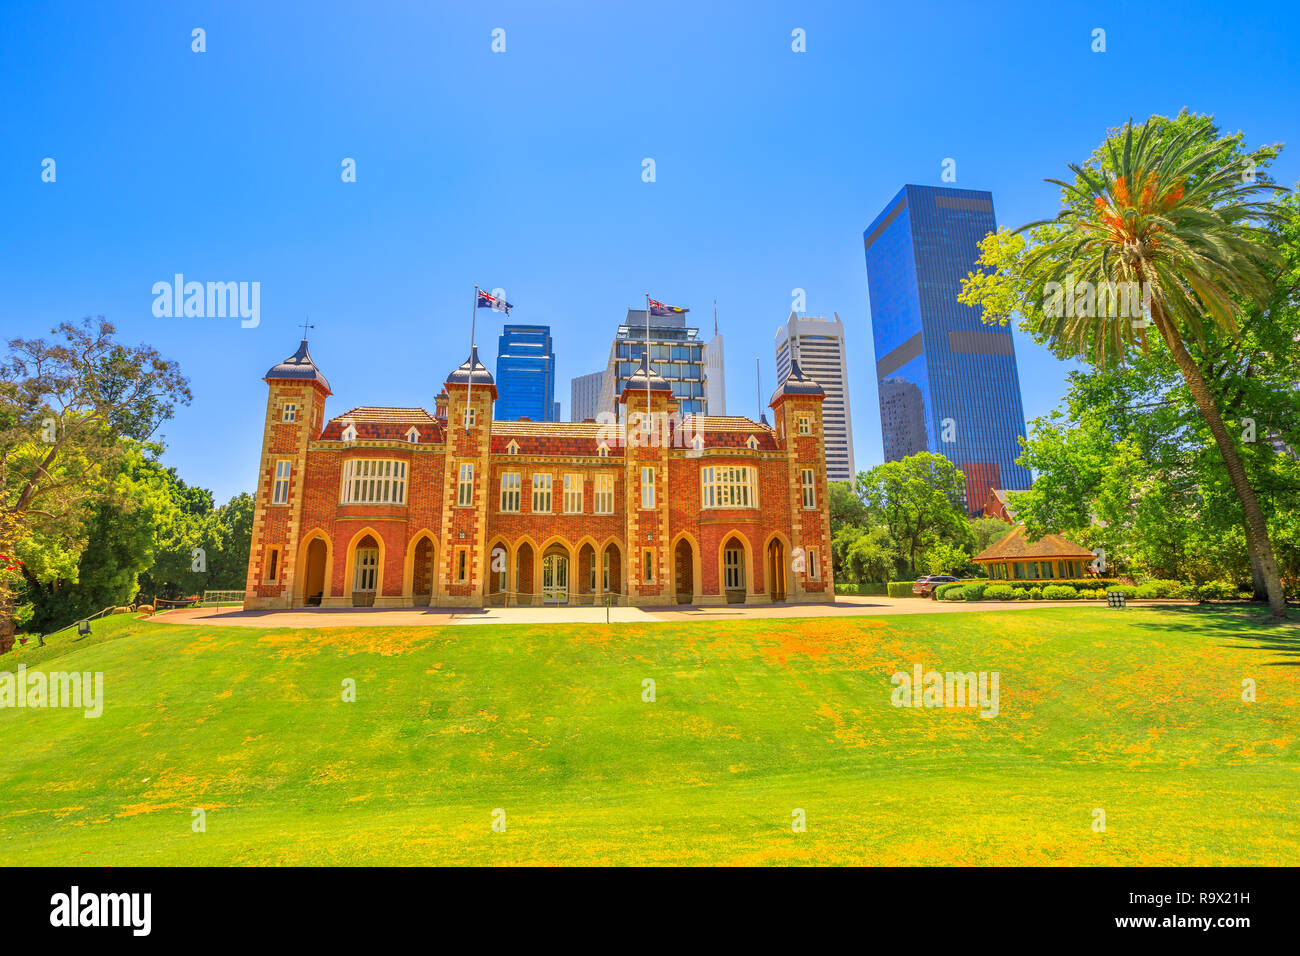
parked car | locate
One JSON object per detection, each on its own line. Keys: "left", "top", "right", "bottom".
{"left": 912, "top": 575, "right": 958, "bottom": 598}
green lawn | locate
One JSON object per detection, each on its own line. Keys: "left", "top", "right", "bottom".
{"left": 1, "top": 605, "right": 1297, "bottom": 865}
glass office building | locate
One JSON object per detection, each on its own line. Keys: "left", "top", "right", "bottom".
{"left": 599, "top": 310, "right": 707, "bottom": 417}
{"left": 495, "top": 324, "right": 557, "bottom": 421}
{"left": 863, "top": 184, "right": 1032, "bottom": 514}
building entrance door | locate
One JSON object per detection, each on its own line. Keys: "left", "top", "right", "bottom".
{"left": 542, "top": 554, "right": 569, "bottom": 604}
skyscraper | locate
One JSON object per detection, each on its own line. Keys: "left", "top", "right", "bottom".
{"left": 862, "top": 184, "right": 1032, "bottom": 514}
{"left": 570, "top": 370, "right": 603, "bottom": 421}
{"left": 494, "top": 324, "right": 556, "bottom": 421}
{"left": 704, "top": 331, "right": 727, "bottom": 416}
{"left": 598, "top": 309, "right": 708, "bottom": 417}
{"left": 775, "top": 312, "right": 854, "bottom": 482}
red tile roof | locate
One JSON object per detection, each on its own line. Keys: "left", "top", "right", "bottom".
{"left": 973, "top": 524, "right": 1094, "bottom": 562}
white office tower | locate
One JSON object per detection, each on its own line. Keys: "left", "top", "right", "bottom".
{"left": 775, "top": 311, "right": 855, "bottom": 482}
{"left": 703, "top": 332, "right": 726, "bottom": 416}
{"left": 570, "top": 370, "right": 604, "bottom": 421}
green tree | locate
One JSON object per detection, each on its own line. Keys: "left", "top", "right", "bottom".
{"left": 961, "top": 112, "right": 1290, "bottom": 617}
{"left": 1, "top": 319, "right": 190, "bottom": 648}
{"left": 855, "top": 452, "right": 972, "bottom": 577}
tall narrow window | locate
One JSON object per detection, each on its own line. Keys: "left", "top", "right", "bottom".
{"left": 457, "top": 463, "right": 475, "bottom": 507}
{"left": 563, "top": 474, "right": 583, "bottom": 514}
{"left": 532, "top": 473, "right": 553, "bottom": 513}
{"left": 282, "top": 403, "right": 298, "bottom": 423}
{"left": 272, "top": 460, "right": 292, "bottom": 504}
{"left": 455, "top": 548, "right": 468, "bottom": 582}
{"left": 640, "top": 467, "right": 655, "bottom": 510}
{"left": 594, "top": 474, "right": 614, "bottom": 514}
{"left": 643, "top": 549, "right": 654, "bottom": 582}
{"left": 801, "top": 468, "right": 816, "bottom": 509}
{"left": 808, "top": 548, "right": 820, "bottom": 580}
{"left": 500, "top": 472, "right": 521, "bottom": 512}
{"left": 265, "top": 547, "right": 280, "bottom": 582}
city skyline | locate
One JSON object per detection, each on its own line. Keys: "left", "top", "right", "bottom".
{"left": 5, "top": 1, "right": 1297, "bottom": 505}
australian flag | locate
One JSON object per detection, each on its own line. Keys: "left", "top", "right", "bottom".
{"left": 477, "top": 290, "right": 513, "bottom": 314}
{"left": 648, "top": 297, "right": 688, "bottom": 317}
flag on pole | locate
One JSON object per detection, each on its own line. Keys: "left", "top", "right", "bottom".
{"left": 647, "top": 298, "right": 687, "bottom": 317}
{"left": 476, "top": 289, "right": 513, "bottom": 314}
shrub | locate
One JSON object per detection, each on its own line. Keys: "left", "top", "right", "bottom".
{"left": 112, "top": 606, "right": 132, "bottom": 615}
{"left": 1027, "top": 586, "right": 1043, "bottom": 600}
{"left": 941, "top": 588, "right": 965, "bottom": 601}
{"left": 888, "top": 581, "right": 918, "bottom": 598}
{"left": 935, "top": 582, "right": 966, "bottom": 601}
{"left": 1042, "top": 584, "right": 1076, "bottom": 600}
{"left": 984, "top": 584, "right": 1017, "bottom": 601}
{"left": 136, "top": 605, "right": 155, "bottom": 616}
{"left": 1110, "top": 585, "right": 1138, "bottom": 598}
{"left": 1196, "top": 581, "right": 1238, "bottom": 601}
{"left": 961, "top": 582, "right": 987, "bottom": 601}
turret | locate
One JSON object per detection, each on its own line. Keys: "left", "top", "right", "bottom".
{"left": 244, "top": 340, "right": 332, "bottom": 609}
{"left": 439, "top": 347, "right": 496, "bottom": 605}
{"left": 769, "top": 359, "right": 832, "bottom": 597}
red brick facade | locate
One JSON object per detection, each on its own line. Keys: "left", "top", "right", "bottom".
{"left": 245, "top": 343, "right": 834, "bottom": 609}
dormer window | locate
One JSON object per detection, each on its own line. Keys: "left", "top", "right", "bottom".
{"left": 691, "top": 434, "right": 705, "bottom": 451}
{"left": 597, "top": 442, "right": 610, "bottom": 458}
{"left": 282, "top": 403, "right": 298, "bottom": 423}
{"left": 745, "top": 435, "right": 759, "bottom": 450}
{"left": 405, "top": 426, "right": 420, "bottom": 443}
{"left": 341, "top": 421, "right": 357, "bottom": 443}
{"left": 506, "top": 439, "right": 520, "bottom": 455}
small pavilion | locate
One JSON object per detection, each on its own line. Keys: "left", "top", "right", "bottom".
{"left": 973, "top": 524, "right": 1095, "bottom": 582}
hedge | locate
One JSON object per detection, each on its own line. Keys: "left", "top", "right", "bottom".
{"left": 834, "top": 583, "right": 889, "bottom": 596}
{"left": 887, "top": 582, "right": 918, "bottom": 598}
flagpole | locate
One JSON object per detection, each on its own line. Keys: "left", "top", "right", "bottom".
{"left": 468, "top": 285, "right": 478, "bottom": 434}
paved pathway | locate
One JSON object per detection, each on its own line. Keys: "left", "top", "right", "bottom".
{"left": 149, "top": 596, "right": 1142, "bottom": 629}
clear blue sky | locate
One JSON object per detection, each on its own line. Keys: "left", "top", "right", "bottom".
{"left": 3, "top": 0, "right": 1298, "bottom": 503}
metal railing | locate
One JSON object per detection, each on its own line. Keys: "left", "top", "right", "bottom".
{"left": 40, "top": 604, "right": 119, "bottom": 644}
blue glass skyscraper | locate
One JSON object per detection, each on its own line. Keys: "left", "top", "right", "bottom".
{"left": 495, "top": 325, "right": 557, "bottom": 421}
{"left": 863, "top": 184, "right": 1032, "bottom": 514}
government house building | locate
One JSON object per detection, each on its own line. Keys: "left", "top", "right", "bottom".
{"left": 244, "top": 339, "right": 834, "bottom": 609}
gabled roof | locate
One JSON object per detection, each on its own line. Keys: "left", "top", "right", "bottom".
{"left": 973, "top": 524, "right": 1094, "bottom": 563}
{"left": 265, "top": 339, "right": 331, "bottom": 393}
{"left": 321, "top": 407, "right": 443, "bottom": 443}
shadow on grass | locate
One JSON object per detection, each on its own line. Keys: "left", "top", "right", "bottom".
{"left": 1124, "top": 603, "right": 1300, "bottom": 665}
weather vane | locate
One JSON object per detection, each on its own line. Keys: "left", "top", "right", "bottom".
{"left": 300, "top": 316, "right": 315, "bottom": 338}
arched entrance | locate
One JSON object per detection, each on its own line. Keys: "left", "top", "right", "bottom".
{"left": 541, "top": 544, "right": 570, "bottom": 605}
{"left": 351, "top": 534, "right": 380, "bottom": 607}
{"left": 722, "top": 534, "right": 747, "bottom": 604}
{"left": 674, "top": 538, "right": 695, "bottom": 604}
{"left": 301, "top": 537, "right": 327, "bottom": 606}
{"left": 577, "top": 542, "right": 596, "bottom": 604}
{"left": 515, "top": 541, "right": 535, "bottom": 605}
{"left": 486, "top": 540, "right": 509, "bottom": 606}
{"left": 601, "top": 543, "right": 622, "bottom": 603}
{"left": 411, "top": 537, "right": 435, "bottom": 606}
{"left": 766, "top": 538, "right": 786, "bottom": 602}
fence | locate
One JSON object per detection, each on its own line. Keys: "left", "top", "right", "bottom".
{"left": 197, "top": 590, "right": 246, "bottom": 609}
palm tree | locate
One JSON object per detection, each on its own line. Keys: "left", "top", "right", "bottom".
{"left": 1017, "top": 119, "right": 1288, "bottom": 616}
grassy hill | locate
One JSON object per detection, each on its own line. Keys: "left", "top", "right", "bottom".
{"left": 1, "top": 606, "right": 1297, "bottom": 865}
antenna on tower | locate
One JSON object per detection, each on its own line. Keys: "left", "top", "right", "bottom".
{"left": 713, "top": 299, "right": 718, "bottom": 337}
